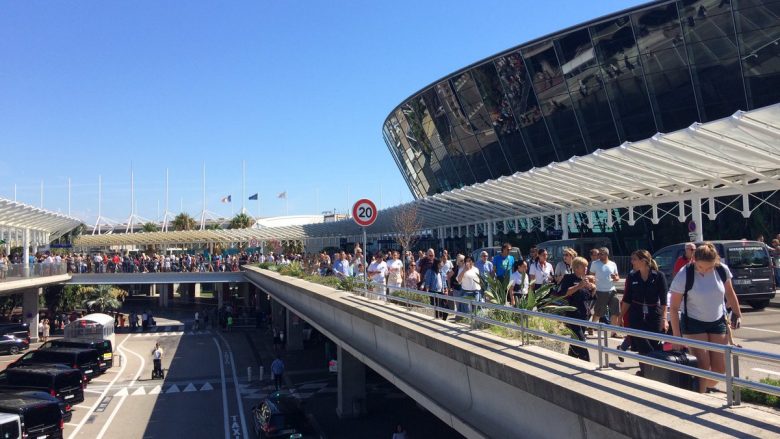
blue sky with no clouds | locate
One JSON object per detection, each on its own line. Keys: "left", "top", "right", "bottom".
{"left": 0, "top": 0, "right": 647, "bottom": 223}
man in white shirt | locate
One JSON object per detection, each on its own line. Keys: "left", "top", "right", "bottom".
{"left": 367, "top": 252, "right": 388, "bottom": 300}
{"left": 589, "top": 247, "right": 620, "bottom": 330}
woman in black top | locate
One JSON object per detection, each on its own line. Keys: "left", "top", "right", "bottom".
{"left": 620, "top": 249, "right": 668, "bottom": 354}
{"left": 557, "top": 256, "right": 596, "bottom": 361}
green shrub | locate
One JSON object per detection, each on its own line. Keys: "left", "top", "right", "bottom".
{"left": 278, "top": 261, "right": 304, "bottom": 278}
{"left": 257, "top": 262, "right": 273, "bottom": 270}
{"left": 740, "top": 378, "right": 780, "bottom": 407}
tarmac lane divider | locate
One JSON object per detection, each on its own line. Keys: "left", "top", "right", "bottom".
{"left": 213, "top": 337, "right": 230, "bottom": 439}
{"left": 218, "top": 332, "right": 249, "bottom": 439}
{"left": 66, "top": 334, "right": 132, "bottom": 439}
{"left": 95, "top": 341, "right": 146, "bottom": 439}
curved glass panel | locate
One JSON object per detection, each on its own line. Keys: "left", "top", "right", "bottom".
{"left": 591, "top": 16, "right": 659, "bottom": 141}
{"left": 734, "top": 0, "right": 780, "bottom": 109}
{"left": 632, "top": 3, "right": 700, "bottom": 132}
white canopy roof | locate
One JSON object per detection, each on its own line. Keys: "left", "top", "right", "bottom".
{"left": 0, "top": 198, "right": 83, "bottom": 245}
{"left": 75, "top": 104, "right": 780, "bottom": 248}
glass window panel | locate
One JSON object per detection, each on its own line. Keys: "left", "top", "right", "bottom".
{"left": 451, "top": 71, "right": 512, "bottom": 178}
{"left": 679, "top": 0, "right": 747, "bottom": 120}
{"left": 471, "top": 62, "right": 531, "bottom": 173}
{"left": 557, "top": 28, "right": 621, "bottom": 150}
{"left": 632, "top": 4, "right": 700, "bottom": 131}
{"left": 434, "top": 80, "right": 493, "bottom": 179}
{"left": 734, "top": 2, "right": 780, "bottom": 109}
{"left": 420, "top": 88, "right": 477, "bottom": 187}
{"left": 591, "top": 17, "right": 658, "bottom": 141}
{"left": 395, "top": 107, "right": 441, "bottom": 195}
{"left": 493, "top": 50, "right": 556, "bottom": 167}
{"left": 523, "top": 40, "right": 587, "bottom": 163}
{"left": 413, "top": 95, "right": 461, "bottom": 191}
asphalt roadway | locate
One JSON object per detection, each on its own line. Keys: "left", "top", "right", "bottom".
{"left": 0, "top": 297, "right": 777, "bottom": 438}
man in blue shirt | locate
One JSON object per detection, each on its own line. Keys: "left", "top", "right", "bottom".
{"left": 475, "top": 251, "right": 494, "bottom": 278}
{"left": 332, "top": 252, "right": 350, "bottom": 278}
{"left": 271, "top": 356, "right": 285, "bottom": 391}
{"left": 492, "top": 243, "right": 515, "bottom": 280}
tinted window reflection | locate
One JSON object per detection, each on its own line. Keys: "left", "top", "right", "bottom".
{"left": 734, "top": 0, "right": 780, "bottom": 109}
{"left": 679, "top": 0, "right": 747, "bottom": 120}
{"left": 591, "top": 17, "right": 658, "bottom": 141}
{"left": 523, "top": 40, "right": 587, "bottom": 163}
{"left": 493, "top": 50, "right": 556, "bottom": 166}
{"left": 435, "top": 80, "right": 494, "bottom": 182}
{"left": 632, "top": 3, "right": 700, "bottom": 131}
{"left": 557, "top": 28, "right": 621, "bottom": 150}
{"left": 413, "top": 95, "right": 462, "bottom": 191}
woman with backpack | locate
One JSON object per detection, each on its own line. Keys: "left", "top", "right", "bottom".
{"left": 669, "top": 243, "right": 742, "bottom": 393}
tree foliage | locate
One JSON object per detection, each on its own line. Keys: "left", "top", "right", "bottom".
{"left": 172, "top": 213, "right": 196, "bottom": 231}
{"left": 142, "top": 222, "right": 159, "bottom": 232}
{"left": 229, "top": 213, "right": 255, "bottom": 229}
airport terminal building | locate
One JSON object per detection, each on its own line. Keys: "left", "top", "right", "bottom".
{"left": 383, "top": 0, "right": 780, "bottom": 199}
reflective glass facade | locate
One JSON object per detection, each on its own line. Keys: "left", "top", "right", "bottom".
{"left": 385, "top": 0, "right": 780, "bottom": 198}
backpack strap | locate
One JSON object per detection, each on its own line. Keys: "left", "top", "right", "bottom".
{"left": 715, "top": 264, "right": 727, "bottom": 283}
{"left": 683, "top": 264, "right": 695, "bottom": 329}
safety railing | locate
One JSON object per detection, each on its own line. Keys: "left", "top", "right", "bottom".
{"left": 0, "top": 262, "right": 68, "bottom": 281}
{"left": 351, "top": 279, "right": 780, "bottom": 407}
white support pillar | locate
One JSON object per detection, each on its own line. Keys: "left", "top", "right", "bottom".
{"left": 439, "top": 228, "right": 445, "bottom": 250}
{"left": 741, "top": 192, "right": 751, "bottom": 218}
{"left": 651, "top": 204, "right": 660, "bottom": 224}
{"left": 691, "top": 197, "right": 704, "bottom": 242}
{"left": 525, "top": 218, "right": 532, "bottom": 233}
{"left": 628, "top": 206, "right": 636, "bottom": 226}
{"left": 23, "top": 289, "right": 39, "bottom": 343}
{"left": 606, "top": 209, "right": 614, "bottom": 228}
{"left": 561, "top": 212, "right": 569, "bottom": 240}
{"left": 707, "top": 197, "right": 717, "bottom": 220}
{"left": 539, "top": 215, "right": 546, "bottom": 232}
{"left": 22, "top": 228, "right": 30, "bottom": 278}
{"left": 677, "top": 200, "right": 686, "bottom": 222}
{"left": 487, "top": 222, "right": 494, "bottom": 248}
{"left": 514, "top": 219, "right": 520, "bottom": 234}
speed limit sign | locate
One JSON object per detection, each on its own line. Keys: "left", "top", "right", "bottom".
{"left": 352, "top": 199, "right": 378, "bottom": 227}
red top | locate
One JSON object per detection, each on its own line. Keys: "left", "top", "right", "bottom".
{"left": 672, "top": 256, "right": 690, "bottom": 276}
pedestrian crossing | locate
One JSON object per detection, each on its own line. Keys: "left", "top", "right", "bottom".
{"left": 106, "top": 381, "right": 215, "bottom": 396}
{"left": 127, "top": 326, "right": 214, "bottom": 337}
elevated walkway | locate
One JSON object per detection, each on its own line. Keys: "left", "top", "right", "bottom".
{"left": 244, "top": 266, "right": 780, "bottom": 439}
{"left": 67, "top": 272, "right": 245, "bottom": 285}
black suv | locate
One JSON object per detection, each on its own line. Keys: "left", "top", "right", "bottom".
{"left": 0, "top": 324, "right": 30, "bottom": 344}
{"left": 654, "top": 240, "right": 776, "bottom": 309}
{"left": 0, "top": 390, "right": 72, "bottom": 423}
{"left": 9, "top": 347, "right": 100, "bottom": 381}
{"left": 251, "top": 392, "right": 316, "bottom": 438}
{"left": 42, "top": 339, "right": 113, "bottom": 372}
{"left": 0, "top": 366, "right": 84, "bottom": 405}
{"left": 0, "top": 394, "right": 63, "bottom": 439}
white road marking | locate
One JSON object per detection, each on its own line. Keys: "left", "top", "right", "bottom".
{"left": 131, "top": 386, "right": 146, "bottom": 396}
{"left": 67, "top": 334, "right": 132, "bottom": 439}
{"left": 201, "top": 382, "right": 214, "bottom": 391}
{"left": 741, "top": 326, "right": 780, "bottom": 335}
{"left": 183, "top": 383, "right": 197, "bottom": 392}
{"left": 95, "top": 341, "right": 146, "bottom": 439}
{"left": 113, "top": 388, "right": 129, "bottom": 397}
{"left": 84, "top": 389, "right": 102, "bottom": 394}
{"left": 166, "top": 384, "right": 180, "bottom": 394}
{"left": 217, "top": 333, "right": 249, "bottom": 439}
{"left": 148, "top": 385, "right": 162, "bottom": 395}
{"left": 212, "top": 337, "right": 230, "bottom": 439}
{"left": 752, "top": 367, "right": 780, "bottom": 377}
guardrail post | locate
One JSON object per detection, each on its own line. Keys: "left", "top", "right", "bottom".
{"left": 733, "top": 353, "right": 741, "bottom": 405}
{"left": 602, "top": 324, "right": 609, "bottom": 368}
{"left": 725, "top": 346, "right": 733, "bottom": 406}
{"left": 470, "top": 296, "right": 477, "bottom": 330}
{"left": 519, "top": 310, "right": 526, "bottom": 346}
{"left": 597, "top": 325, "right": 604, "bottom": 369}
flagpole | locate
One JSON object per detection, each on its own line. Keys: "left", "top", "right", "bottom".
{"left": 67, "top": 177, "right": 71, "bottom": 216}
{"left": 241, "top": 160, "right": 246, "bottom": 214}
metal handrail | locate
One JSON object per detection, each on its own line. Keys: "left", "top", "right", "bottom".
{"left": 352, "top": 279, "right": 780, "bottom": 407}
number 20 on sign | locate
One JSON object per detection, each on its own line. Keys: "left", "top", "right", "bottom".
{"left": 352, "top": 199, "right": 378, "bottom": 227}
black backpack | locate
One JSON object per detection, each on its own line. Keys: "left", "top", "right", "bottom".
{"left": 682, "top": 263, "right": 727, "bottom": 327}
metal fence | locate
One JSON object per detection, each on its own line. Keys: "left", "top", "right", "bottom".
{"left": 0, "top": 262, "right": 67, "bottom": 282}
{"left": 351, "top": 279, "right": 780, "bottom": 407}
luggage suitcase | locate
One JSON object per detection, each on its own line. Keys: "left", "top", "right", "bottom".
{"left": 639, "top": 350, "right": 698, "bottom": 391}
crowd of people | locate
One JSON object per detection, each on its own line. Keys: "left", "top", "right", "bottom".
{"left": 304, "top": 238, "right": 764, "bottom": 394}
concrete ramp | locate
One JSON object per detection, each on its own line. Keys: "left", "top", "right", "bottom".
{"left": 245, "top": 266, "right": 780, "bottom": 439}
{"left": 68, "top": 271, "right": 245, "bottom": 285}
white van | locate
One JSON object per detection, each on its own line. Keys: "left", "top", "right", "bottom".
{"left": 0, "top": 413, "right": 21, "bottom": 439}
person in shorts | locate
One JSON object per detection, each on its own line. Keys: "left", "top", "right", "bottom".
{"left": 589, "top": 247, "right": 620, "bottom": 336}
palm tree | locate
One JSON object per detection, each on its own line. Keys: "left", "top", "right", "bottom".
{"left": 229, "top": 213, "right": 255, "bottom": 229}
{"left": 205, "top": 223, "right": 222, "bottom": 230}
{"left": 80, "top": 284, "right": 125, "bottom": 312}
{"left": 142, "top": 222, "right": 159, "bottom": 233}
{"left": 172, "top": 213, "right": 196, "bottom": 231}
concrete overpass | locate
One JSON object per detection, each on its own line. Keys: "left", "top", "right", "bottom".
{"left": 66, "top": 272, "right": 245, "bottom": 285}
{"left": 243, "top": 266, "right": 780, "bottom": 439}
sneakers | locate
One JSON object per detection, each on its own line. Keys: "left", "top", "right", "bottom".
{"left": 617, "top": 343, "right": 627, "bottom": 363}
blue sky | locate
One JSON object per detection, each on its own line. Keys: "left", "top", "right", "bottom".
{"left": 0, "top": 0, "right": 647, "bottom": 224}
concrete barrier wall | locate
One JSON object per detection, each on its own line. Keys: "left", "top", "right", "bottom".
{"left": 244, "top": 267, "right": 780, "bottom": 439}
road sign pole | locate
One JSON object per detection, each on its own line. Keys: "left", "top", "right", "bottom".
{"left": 363, "top": 228, "right": 367, "bottom": 268}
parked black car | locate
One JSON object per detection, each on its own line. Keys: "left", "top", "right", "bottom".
{"left": 42, "top": 339, "right": 113, "bottom": 372}
{"left": 0, "top": 390, "right": 72, "bottom": 423}
{"left": 0, "top": 394, "right": 63, "bottom": 439}
{"left": 654, "top": 240, "right": 776, "bottom": 309}
{"left": 0, "top": 335, "right": 28, "bottom": 356}
{"left": 0, "top": 324, "right": 30, "bottom": 344}
{"left": 0, "top": 365, "right": 85, "bottom": 406}
{"left": 9, "top": 347, "right": 100, "bottom": 381}
{"left": 251, "top": 392, "right": 317, "bottom": 438}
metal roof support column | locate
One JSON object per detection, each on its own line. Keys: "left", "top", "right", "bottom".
{"left": 562, "top": 212, "right": 569, "bottom": 240}
{"left": 607, "top": 209, "right": 614, "bottom": 228}
{"left": 525, "top": 218, "right": 532, "bottom": 233}
{"left": 741, "top": 192, "right": 751, "bottom": 219}
{"left": 439, "top": 228, "right": 445, "bottom": 250}
{"left": 651, "top": 205, "right": 660, "bottom": 225}
{"left": 628, "top": 206, "right": 636, "bottom": 226}
{"left": 691, "top": 197, "right": 704, "bottom": 242}
{"left": 487, "top": 222, "right": 494, "bottom": 248}
{"left": 708, "top": 197, "right": 717, "bottom": 221}
{"left": 514, "top": 219, "right": 520, "bottom": 234}
{"left": 539, "top": 216, "right": 546, "bottom": 232}
{"left": 22, "top": 228, "right": 29, "bottom": 277}
{"left": 678, "top": 201, "right": 686, "bottom": 222}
